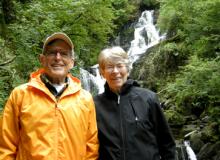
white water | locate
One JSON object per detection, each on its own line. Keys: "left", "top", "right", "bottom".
{"left": 128, "top": 10, "right": 162, "bottom": 64}
{"left": 90, "top": 64, "right": 105, "bottom": 94}
{"left": 184, "top": 141, "right": 197, "bottom": 160}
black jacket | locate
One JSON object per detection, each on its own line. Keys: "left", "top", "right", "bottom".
{"left": 94, "top": 79, "right": 176, "bottom": 160}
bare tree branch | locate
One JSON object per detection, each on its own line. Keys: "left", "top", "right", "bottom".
{"left": 0, "top": 56, "right": 16, "bottom": 66}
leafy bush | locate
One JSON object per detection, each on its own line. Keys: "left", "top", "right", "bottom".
{"left": 0, "top": 38, "right": 15, "bottom": 110}
{"left": 165, "top": 56, "right": 220, "bottom": 117}
{"left": 158, "top": 0, "right": 220, "bottom": 60}
{"left": 164, "top": 109, "right": 185, "bottom": 126}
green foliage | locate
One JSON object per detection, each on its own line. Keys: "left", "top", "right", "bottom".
{"left": 0, "top": 69, "right": 13, "bottom": 110}
{"left": 194, "top": 35, "right": 220, "bottom": 59}
{"left": 1, "top": 0, "right": 16, "bottom": 24}
{"left": 6, "top": 0, "right": 137, "bottom": 68}
{"left": 154, "top": 42, "right": 188, "bottom": 75}
{"left": 111, "top": 0, "right": 137, "bottom": 27}
{"left": 165, "top": 56, "right": 220, "bottom": 117}
{"left": 0, "top": 0, "right": 139, "bottom": 109}
{"left": 158, "top": 0, "right": 220, "bottom": 59}
{"left": 8, "top": 0, "right": 117, "bottom": 67}
{"left": 142, "top": 0, "right": 160, "bottom": 9}
{"left": 148, "top": 0, "right": 220, "bottom": 143}
{"left": 130, "top": 41, "right": 189, "bottom": 92}
{"left": 0, "top": 38, "right": 15, "bottom": 110}
{"left": 164, "top": 109, "right": 185, "bottom": 126}
{"left": 157, "top": 0, "right": 191, "bottom": 37}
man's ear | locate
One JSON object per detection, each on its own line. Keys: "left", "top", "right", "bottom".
{"left": 69, "top": 59, "right": 74, "bottom": 69}
{"left": 39, "top": 54, "right": 45, "bottom": 65}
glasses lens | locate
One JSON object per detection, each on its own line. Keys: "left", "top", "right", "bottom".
{"left": 46, "top": 50, "right": 71, "bottom": 58}
{"left": 105, "top": 63, "right": 126, "bottom": 72}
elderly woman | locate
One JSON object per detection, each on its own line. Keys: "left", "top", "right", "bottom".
{"left": 94, "top": 46, "right": 176, "bottom": 160}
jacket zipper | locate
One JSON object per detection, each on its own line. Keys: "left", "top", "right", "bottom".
{"left": 118, "top": 95, "right": 126, "bottom": 160}
{"left": 55, "top": 100, "right": 59, "bottom": 159}
{"left": 55, "top": 98, "right": 59, "bottom": 116}
{"left": 55, "top": 97, "right": 60, "bottom": 116}
{"left": 55, "top": 103, "right": 58, "bottom": 116}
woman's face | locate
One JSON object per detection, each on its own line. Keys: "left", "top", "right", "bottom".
{"left": 102, "top": 61, "right": 129, "bottom": 93}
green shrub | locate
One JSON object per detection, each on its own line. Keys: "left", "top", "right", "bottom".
{"left": 165, "top": 56, "right": 220, "bottom": 118}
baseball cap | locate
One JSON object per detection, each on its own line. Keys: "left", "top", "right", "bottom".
{"left": 42, "top": 32, "right": 74, "bottom": 55}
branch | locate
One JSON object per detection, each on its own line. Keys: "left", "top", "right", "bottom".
{"left": 0, "top": 56, "right": 16, "bottom": 66}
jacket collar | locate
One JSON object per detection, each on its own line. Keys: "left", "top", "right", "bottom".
{"left": 104, "top": 78, "right": 140, "bottom": 98}
{"left": 40, "top": 73, "right": 69, "bottom": 98}
{"left": 28, "top": 68, "right": 82, "bottom": 98}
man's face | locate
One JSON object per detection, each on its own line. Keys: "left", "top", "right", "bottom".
{"left": 102, "top": 61, "right": 129, "bottom": 93}
{"left": 39, "top": 40, "right": 74, "bottom": 84}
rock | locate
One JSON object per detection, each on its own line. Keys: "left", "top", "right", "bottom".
{"left": 197, "top": 141, "right": 220, "bottom": 160}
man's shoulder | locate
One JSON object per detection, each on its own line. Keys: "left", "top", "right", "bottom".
{"left": 78, "top": 89, "right": 93, "bottom": 101}
{"left": 12, "top": 83, "right": 29, "bottom": 92}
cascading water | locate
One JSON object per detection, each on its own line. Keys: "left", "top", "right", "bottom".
{"left": 128, "top": 10, "right": 162, "bottom": 65}
{"left": 90, "top": 64, "right": 105, "bottom": 94}
{"left": 184, "top": 141, "right": 197, "bottom": 160}
{"left": 78, "top": 68, "right": 99, "bottom": 94}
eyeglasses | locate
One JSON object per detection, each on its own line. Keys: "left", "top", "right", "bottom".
{"left": 45, "top": 49, "right": 72, "bottom": 59}
{"left": 105, "top": 63, "right": 127, "bottom": 73}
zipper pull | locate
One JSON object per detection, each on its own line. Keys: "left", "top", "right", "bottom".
{"left": 55, "top": 103, "right": 58, "bottom": 116}
{"left": 117, "top": 95, "right": 120, "bottom": 104}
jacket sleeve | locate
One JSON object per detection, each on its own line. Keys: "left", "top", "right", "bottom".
{"left": 0, "top": 89, "right": 20, "bottom": 159}
{"left": 149, "top": 93, "right": 176, "bottom": 160}
{"left": 85, "top": 94, "right": 99, "bottom": 160}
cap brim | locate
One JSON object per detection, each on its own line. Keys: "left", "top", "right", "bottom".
{"left": 42, "top": 32, "right": 74, "bottom": 53}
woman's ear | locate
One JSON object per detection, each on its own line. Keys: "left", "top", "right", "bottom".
{"left": 100, "top": 69, "right": 105, "bottom": 79}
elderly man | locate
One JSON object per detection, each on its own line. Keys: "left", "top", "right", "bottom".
{"left": 0, "top": 32, "right": 99, "bottom": 160}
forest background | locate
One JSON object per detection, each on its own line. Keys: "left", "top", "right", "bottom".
{"left": 0, "top": 0, "right": 220, "bottom": 158}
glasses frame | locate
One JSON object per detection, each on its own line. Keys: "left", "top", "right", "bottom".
{"left": 104, "top": 63, "right": 127, "bottom": 73}
{"left": 45, "top": 49, "right": 72, "bottom": 59}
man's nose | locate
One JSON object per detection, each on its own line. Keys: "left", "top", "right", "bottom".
{"left": 55, "top": 52, "right": 62, "bottom": 58}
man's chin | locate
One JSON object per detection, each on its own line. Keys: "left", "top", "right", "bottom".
{"left": 51, "top": 71, "right": 66, "bottom": 77}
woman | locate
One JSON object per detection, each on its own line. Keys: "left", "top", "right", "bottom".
{"left": 94, "top": 46, "right": 176, "bottom": 160}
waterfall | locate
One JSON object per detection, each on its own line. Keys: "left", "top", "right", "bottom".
{"left": 127, "top": 10, "right": 162, "bottom": 65}
{"left": 184, "top": 141, "right": 197, "bottom": 160}
{"left": 90, "top": 64, "right": 105, "bottom": 94}
{"left": 176, "top": 140, "right": 197, "bottom": 160}
{"left": 78, "top": 68, "right": 99, "bottom": 95}
{"left": 183, "top": 131, "right": 197, "bottom": 160}
{"left": 89, "top": 10, "right": 162, "bottom": 94}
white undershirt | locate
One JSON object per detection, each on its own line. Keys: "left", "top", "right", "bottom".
{"left": 52, "top": 84, "right": 65, "bottom": 93}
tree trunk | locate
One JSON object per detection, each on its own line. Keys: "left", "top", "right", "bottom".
{"left": 0, "top": 0, "right": 6, "bottom": 38}
{"left": 2, "top": 0, "right": 15, "bottom": 24}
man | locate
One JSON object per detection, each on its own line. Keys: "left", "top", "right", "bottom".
{"left": 0, "top": 32, "right": 99, "bottom": 160}
{"left": 94, "top": 46, "right": 176, "bottom": 160}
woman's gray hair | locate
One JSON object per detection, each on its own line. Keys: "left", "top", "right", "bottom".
{"left": 98, "top": 46, "right": 131, "bottom": 75}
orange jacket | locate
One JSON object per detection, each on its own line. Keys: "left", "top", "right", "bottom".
{"left": 0, "top": 69, "right": 99, "bottom": 160}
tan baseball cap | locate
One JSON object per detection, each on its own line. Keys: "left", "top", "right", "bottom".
{"left": 42, "top": 32, "right": 74, "bottom": 54}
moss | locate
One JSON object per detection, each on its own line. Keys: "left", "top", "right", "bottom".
{"left": 164, "top": 110, "right": 185, "bottom": 126}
